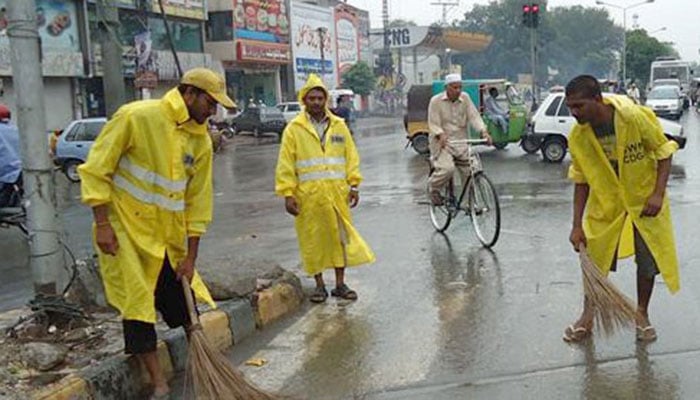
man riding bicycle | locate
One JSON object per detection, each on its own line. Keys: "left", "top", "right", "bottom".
{"left": 428, "top": 74, "right": 492, "bottom": 206}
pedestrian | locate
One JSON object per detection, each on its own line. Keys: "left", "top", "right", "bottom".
{"left": 484, "top": 87, "right": 509, "bottom": 133}
{"left": 563, "top": 75, "right": 679, "bottom": 343}
{"left": 0, "top": 104, "right": 22, "bottom": 208}
{"left": 78, "top": 68, "right": 235, "bottom": 399}
{"left": 331, "top": 95, "right": 353, "bottom": 134}
{"left": 427, "top": 73, "right": 492, "bottom": 206}
{"left": 627, "top": 82, "right": 641, "bottom": 104}
{"left": 275, "top": 74, "right": 375, "bottom": 303}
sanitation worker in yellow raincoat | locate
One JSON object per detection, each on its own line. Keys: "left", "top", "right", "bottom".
{"left": 563, "top": 75, "right": 679, "bottom": 343}
{"left": 275, "top": 74, "right": 375, "bottom": 303}
{"left": 79, "top": 68, "right": 235, "bottom": 398}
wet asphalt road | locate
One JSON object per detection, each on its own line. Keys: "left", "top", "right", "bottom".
{"left": 164, "top": 110, "right": 700, "bottom": 400}
{"left": 3, "top": 113, "right": 700, "bottom": 399}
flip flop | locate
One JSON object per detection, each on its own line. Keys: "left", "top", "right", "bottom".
{"left": 636, "top": 325, "right": 657, "bottom": 342}
{"left": 563, "top": 324, "right": 592, "bottom": 343}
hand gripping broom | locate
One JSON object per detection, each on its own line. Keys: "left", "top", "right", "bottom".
{"left": 579, "top": 245, "right": 638, "bottom": 336}
{"left": 182, "top": 279, "right": 280, "bottom": 400}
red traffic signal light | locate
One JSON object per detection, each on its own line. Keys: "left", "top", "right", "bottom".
{"left": 532, "top": 4, "right": 539, "bottom": 13}
{"left": 523, "top": 4, "right": 531, "bottom": 12}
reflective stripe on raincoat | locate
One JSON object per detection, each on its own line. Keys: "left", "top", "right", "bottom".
{"left": 275, "top": 74, "right": 375, "bottom": 275}
{"left": 568, "top": 95, "right": 680, "bottom": 293}
{"left": 79, "top": 88, "right": 216, "bottom": 323}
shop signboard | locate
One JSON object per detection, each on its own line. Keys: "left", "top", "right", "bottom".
{"left": 334, "top": 4, "right": 359, "bottom": 79}
{"left": 237, "top": 40, "right": 290, "bottom": 64}
{"left": 151, "top": 0, "right": 206, "bottom": 20}
{"left": 0, "top": 0, "right": 83, "bottom": 76}
{"left": 356, "top": 8, "right": 371, "bottom": 64}
{"left": 290, "top": 1, "right": 337, "bottom": 91}
{"left": 134, "top": 31, "right": 158, "bottom": 89}
{"left": 233, "top": 0, "right": 290, "bottom": 44}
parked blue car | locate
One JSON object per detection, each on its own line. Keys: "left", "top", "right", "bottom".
{"left": 54, "top": 118, "right": 106, "bottom": 182}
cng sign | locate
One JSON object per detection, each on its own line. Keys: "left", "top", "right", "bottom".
{"left": 371, "top": 27, "right": 430, "bottom": 49}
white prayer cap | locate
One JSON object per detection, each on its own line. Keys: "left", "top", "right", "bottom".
{"left": 445, "top": 73, "right": 462, "bottom": 85}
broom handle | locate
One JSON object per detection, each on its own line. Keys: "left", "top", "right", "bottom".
{"left": 182, "top": 278, "right": 200, "bottom": 325}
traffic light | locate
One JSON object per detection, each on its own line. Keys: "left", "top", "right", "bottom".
{"left": 522, "top": 4, "right": 531, "bottom": 27}
{"left": 531, "top": 3, "right": 540, "bottom": 28}
{"left": 522, "top": 3, "right": 541, "bottom": 28}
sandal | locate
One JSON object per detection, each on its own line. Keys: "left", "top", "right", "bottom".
{"left": 636, "top": 325, "right": 657, "bottom": 342}
{"left": 562, "top": 324, "right": 592, "bottom": 343}
{"left": 430, "top": 191, "right": 444, "bottom": 206}
{"left": 331, "top": 284, "right": 358, "bottom": 300}
{"left": 310, "top": 286, "right": 328, "bottom": 303}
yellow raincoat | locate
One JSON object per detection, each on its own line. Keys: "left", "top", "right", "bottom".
{"left": 79, "top": 88, "right": 216, "bottom": 323}
{"left": 275, "top": 75, "right": 375, "bottom": 275}
{"left": 568, "top": 95, "right": 680, "bottom": 292}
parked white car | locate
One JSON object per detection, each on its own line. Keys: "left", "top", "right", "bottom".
{"left": 525, "top": 92, "right": 684, "bottom": 163}
{"left": 276, "top": 102, "right": 302, "bottom": 122}
{"left": 646, "top": 85, "right": 684, "bottom": 120}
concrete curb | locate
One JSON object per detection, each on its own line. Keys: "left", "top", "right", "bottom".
{"left": 29, "top": 281, "right": 304, "bottom": 400}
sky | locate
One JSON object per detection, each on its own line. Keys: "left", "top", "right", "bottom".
{"left": 346, "top": 0, "right": 699, "bottom": 62}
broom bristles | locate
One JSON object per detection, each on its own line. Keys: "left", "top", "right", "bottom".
{"left": 183, "top": 326, "right": 281, "bottom": 400}
{"left": 579, "top": 248, "right": 638, "bottom": 336}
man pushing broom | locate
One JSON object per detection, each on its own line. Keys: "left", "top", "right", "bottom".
{"left": 563, "top": 75, "right": 680, "bottom": 343}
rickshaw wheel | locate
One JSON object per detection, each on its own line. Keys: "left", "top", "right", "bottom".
{"left": 411, "top": 133, "right": 430, "bottom": 155}
{"left": 493, "top": 142, "right": 508, "bottom": 150}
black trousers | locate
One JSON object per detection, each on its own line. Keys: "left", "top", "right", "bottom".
{"left": 122, "top": 256, "right": 194, "bottom": 354}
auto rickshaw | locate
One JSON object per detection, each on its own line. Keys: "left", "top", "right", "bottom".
{"left": 403, "top": 79, "right": 528, "bottom": 155}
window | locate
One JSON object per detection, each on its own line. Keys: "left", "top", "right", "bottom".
{"left": 288, "top": 104, "right": 301, "bottom": 112}
{"left": 149, "top": 17, "right": 203, "bottom": 52}
{"left": 206, "top": 12, "right": 233, "bottom": 42}
{"left": 545, "top": 97, "right": 562, "bottom": 116}
{"left": 557, "top": 103, "right": 570, "bottom": 117}
{"left": 70, "top": 122, "right": 105, "bottom": 142}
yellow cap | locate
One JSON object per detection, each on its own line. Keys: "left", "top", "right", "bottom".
{"left": 180, "top": 68, "right": 236, "bottom": 109}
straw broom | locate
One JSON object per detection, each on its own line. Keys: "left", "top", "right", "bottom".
{"left": 579, "top": 245, "right": 637, "bottom": 336}
{"left": 182, "top": 279, "right": 280, "bottom": 400}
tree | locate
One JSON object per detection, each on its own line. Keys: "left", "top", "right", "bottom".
{"left": 451, "top": 1, "right": 624, "bottom": 86}
{"left": 625, "top": 29, "right": 678, "bottom": 88}
{"left": 341, "top": 62, "right": 376, "bottom": 97}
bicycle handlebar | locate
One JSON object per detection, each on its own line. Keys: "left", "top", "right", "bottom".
{"left": 447, "top": 139, "right": 488, "bottom": 145}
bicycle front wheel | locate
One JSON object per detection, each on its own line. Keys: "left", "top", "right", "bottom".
{"left": 429, "top": 181, "right": 453, "bottom": 232}
{"left": 467, "top": 172, "right": 501, "bottom": 248}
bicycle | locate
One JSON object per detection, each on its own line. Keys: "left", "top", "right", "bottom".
{"left": 428, "top": 139, "right": 501, "bottom": 248}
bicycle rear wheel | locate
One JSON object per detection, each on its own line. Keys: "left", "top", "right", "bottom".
{"left": 429, "top": 180, "right": 453, "bottom": 232}
{"left": 467, "top": 172, "right": 501, "bottom": 248}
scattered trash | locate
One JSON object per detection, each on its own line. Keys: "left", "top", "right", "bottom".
{"left": 244, "top": 358, "right": 267, "bottom": 367}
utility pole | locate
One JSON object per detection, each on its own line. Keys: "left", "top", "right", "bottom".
{"left": 522, "top": 3, "right": 541, "bottom": 110}
{"left": 317, "top": 27, "right": 327, "bottom": 78}
{"left": 7, "top": 0, "right": 62, "bottom": 296}
{"left": 96, "top": 0, "right": 126, "bottom": 118}
{"left": 430, "top": 0, "right": 459, "bottom": 26}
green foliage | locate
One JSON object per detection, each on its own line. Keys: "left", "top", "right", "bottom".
{"left": 341, "top": 62, "right": 377, "bottom": 97}
{"left": 625, "top": 29, "right": 679, "bottom": 88}
{"left": 450, "top": 1, "right": 645, "bottom": 86}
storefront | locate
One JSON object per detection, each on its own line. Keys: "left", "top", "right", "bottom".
{"left": 205, "top": 0, "right": 291, "bottom": 107}
{"left": 0, "top": 0, "right": 89, "bottom": 130}
{"left": 83, "top": 0, "right": 211, "bottom": 116}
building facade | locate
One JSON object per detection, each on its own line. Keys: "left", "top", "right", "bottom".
{"left": 205, "top": 0, "right": 291, "bottom": 107}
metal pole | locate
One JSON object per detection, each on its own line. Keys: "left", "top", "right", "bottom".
{"left": 318, "top": 27, "right": 326, "bottom": 77}
{"left": 96, "top": 0, "right": 126, "bottom": 118}
{"left": 530, "top": 25, "right": 537, "bottom": 109}
{"left": 622, "top": 8, "right": 627, "bottom": 84}
{"left": 7, "top": 0, "right": 62, "bottom": 296}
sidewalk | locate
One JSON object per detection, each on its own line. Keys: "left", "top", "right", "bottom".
{"left": 0, "top": 265, "right": 305, "bottom": 400}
